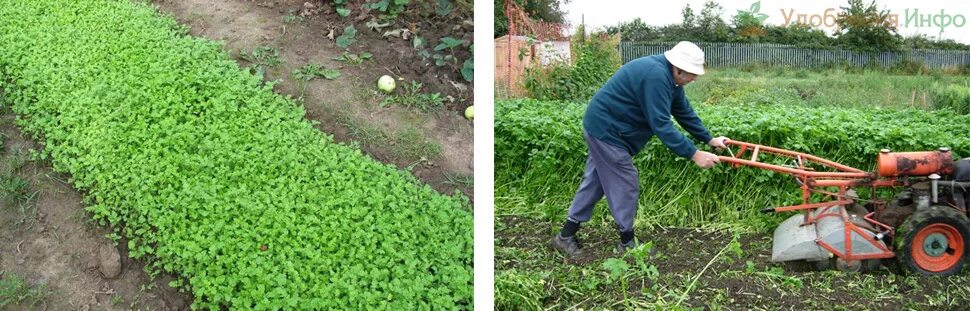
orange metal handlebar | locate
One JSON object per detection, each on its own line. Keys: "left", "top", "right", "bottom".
{"left": 717, "top": 140, "right": 872, "bottom": 179}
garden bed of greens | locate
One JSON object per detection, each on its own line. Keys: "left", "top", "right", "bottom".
{"left": 0, "top": 1, "right": 471, "bottom": 309}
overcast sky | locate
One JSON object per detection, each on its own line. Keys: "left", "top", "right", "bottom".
{"left": 562, "top": 0, "right": 970, "bottom": 44}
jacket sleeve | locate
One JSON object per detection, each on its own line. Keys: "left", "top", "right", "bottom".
{"left": 671, "top": 88, "right": 713, "bottom": 144}
{"left": 640, "top": 77, "right": 697, "bottom": 159}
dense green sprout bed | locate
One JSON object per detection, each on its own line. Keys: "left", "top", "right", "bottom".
{"left": 496, "top": 99, "right": 970, "bottom": 230}
{"left": 0, "top": 1, "right": 471, "bottom": 309}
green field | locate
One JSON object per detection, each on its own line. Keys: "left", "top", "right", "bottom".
{"left": 495, "top": 68, "right": 970, "bottom": 309}
{"left": 687, "top": 67, "right": 970, "bottom": 110}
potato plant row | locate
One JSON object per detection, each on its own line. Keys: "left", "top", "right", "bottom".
{"left": 0, "top": 1, "right": 471, "bottom": 309}
{"left": 496, "top": 99, "right": 970, "bottom": 229}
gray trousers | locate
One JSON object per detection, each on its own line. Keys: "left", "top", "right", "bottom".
{"left": 567, "top": 131, "right": 639, "bottom": 232}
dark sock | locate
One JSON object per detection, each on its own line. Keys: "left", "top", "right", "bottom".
{"left": 619, "top": 230, "right": 635, "bottom": 244}
{"left": 560, "top": 220, "right": 581, "bottom": 237}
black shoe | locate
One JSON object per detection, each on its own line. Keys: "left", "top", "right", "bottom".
{"left": 551, "top": 234, "right": 583, "bottom": 258}
{"left": 616, "top": 239, "right": 639, "bottom": 255}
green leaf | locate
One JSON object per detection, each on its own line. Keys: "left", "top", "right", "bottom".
{"left": 435, "top": 0, "right": 453, "bottom": 16}
{"left": 433, "top": 37, "right": 465, "bottom": 51}
{"left": 335, "top": 25, "right": 357, "bottom": 49}
{"left": 336, "top": 7, "right": 351, "bottom": 17}
{"left": 601, "top": 258, "right": 629, "bottom": 281}
{"left": 461, "top": 59, "right": 473, "bottom": 82}
{"left": 322, "top": 69, "right": 341, "bottom": 80}
{"left": 412, "top": 36, "right": 424, "bottom": 49}
{"left": 370, "top": 0, "right": 389, "bottom": 11}
{"left": 750, "top": 1, "right": 760, "bottom": 13}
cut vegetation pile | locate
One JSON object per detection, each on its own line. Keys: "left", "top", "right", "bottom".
{"left": 0, "top": 1, "right": 472, "bottom": 309}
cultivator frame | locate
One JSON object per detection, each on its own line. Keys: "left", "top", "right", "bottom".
{"left": 716, "top": 140, "right": 967, "bottom": 271}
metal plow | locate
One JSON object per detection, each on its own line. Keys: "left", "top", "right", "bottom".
{"left": 719, "top": 140, "right": 970, "bottom": 274}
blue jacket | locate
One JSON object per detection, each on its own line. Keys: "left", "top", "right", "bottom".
{"left": 583, "top": 54, "right": 712, "bottom": 158}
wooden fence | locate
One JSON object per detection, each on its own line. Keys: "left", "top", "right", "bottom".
{"left": 620, "top": 42, "right": 970, "bottom": 68}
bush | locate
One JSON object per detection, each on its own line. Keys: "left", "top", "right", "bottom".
{"left": 891, "top": 59, "right": 930, "bottom": 75}
{"left": 523, "top": 33, "right": 620, "bottom": 102}
{"left": 901, "top": 34, "right": 970, "bottom": 51}
{"left": 762, "top": 24, "right": 833, "bottom": 49}
{"left": 834, "top": 0, "right": 902, "bottom": 52}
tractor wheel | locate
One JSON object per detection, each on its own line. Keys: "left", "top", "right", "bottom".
{"left": 896, "top": 205, "right": 970, "bottom": 276}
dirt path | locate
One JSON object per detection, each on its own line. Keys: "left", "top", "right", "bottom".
{"left": 0, "top": 113, "right": 191, "bottom": 311}
{"left": 151, "top": 0, "right": 475, "bottom": 196}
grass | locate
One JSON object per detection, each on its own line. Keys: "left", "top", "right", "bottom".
{"left": 392, "top": 127, "right": 442, "bottom": 162}
{"left": 0, "top": 140, "right": 40, "bottom": 230}
{"left": 336, "top": 113, "right": 442, "bottom": 164}
{"left": 0, "top": 172, "right": 28, "bottom": 202}
{"left": 442, "top": 172, "right": 473, "bottom": 188}
{"left": 686, "top": 67, "right": 970, "bottom": 110}
{"left": 0, "top": 272, "right": 48, "bottom": 308}
{"left": 381, "top": 80, "right": 445, "bottom": 112}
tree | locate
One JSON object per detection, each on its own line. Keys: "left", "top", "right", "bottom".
{"left": 834, "top": 0, "right": 901, "bottom": 51}
{"left": 690, "top": 1, "right": 732, "bottom": 42}
{"left": 603, "top": 18, "right": 656, "bottom": 42}
{"left": 731, "top": 1, "right": 769, "bottom": 42}
{"left": 495, "top": 0, "right": 509, "bottom": 37}
{"left": 901, "top": 34, "right": 970, "bottom": 50}
{"left": 605, "top": 1, "right": 730, "bottom": 43}
{"left": 681, "top": 4, "right": 695, "bottom": 27}
{"left": 763, "top": 24, "right": 832, "bottom": 48}
{"left": 494, "top": 0, "right": 569, "bottom": 38}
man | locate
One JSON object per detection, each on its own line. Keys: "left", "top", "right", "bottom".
{"left": 551, "top": 41, "right": 729, "bottom": 257}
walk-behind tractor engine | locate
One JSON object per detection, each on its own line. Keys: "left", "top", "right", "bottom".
{"left": 719, "top": 141, "right": 970, "bottom": 275}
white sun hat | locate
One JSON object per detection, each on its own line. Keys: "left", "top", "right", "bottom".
{"left": 663, "top": 41, "right": 705, "bottom": 75}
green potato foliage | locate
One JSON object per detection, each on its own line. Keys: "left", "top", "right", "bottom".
{"left": 0, "top": 1, "right": 472, "bottom": 309}
{"left": 496, "top": 99, "right": 970, "bottom": 230}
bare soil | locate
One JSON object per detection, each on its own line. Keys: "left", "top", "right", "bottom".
{"left": 150, "top": 0, "right": 475, "bottom": 197}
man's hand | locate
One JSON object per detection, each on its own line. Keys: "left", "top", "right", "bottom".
{"left": 708, "top": 136, "right": 729, "bottom": 150}
{"left": 691, "top": 151, "right": 720, "bottom": 168}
